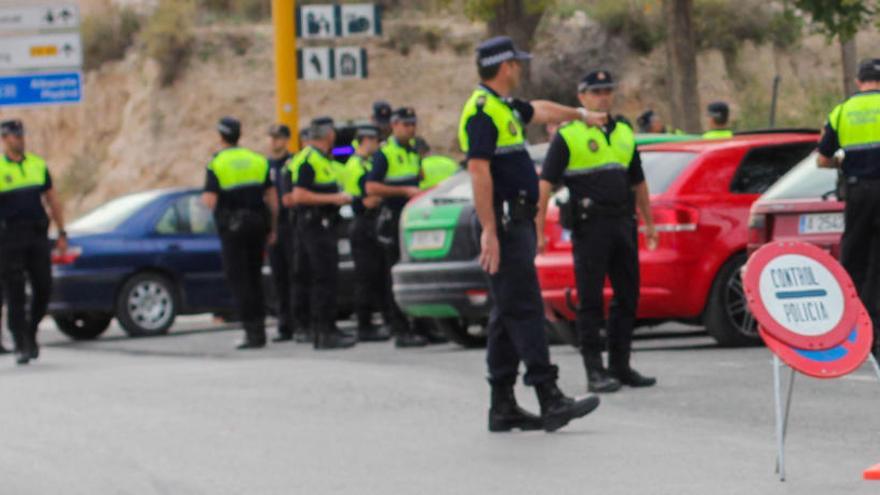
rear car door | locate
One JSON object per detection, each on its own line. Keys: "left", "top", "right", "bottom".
{"left": 152, "top": 193, "right": 233, "bottom": 311}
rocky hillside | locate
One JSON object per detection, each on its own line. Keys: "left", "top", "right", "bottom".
{"left": 1, "top": 1, "right": 877, "bottom": 216}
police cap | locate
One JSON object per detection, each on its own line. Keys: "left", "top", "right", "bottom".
{"left": 372, "top": 101, "right": 392, "bottom": 125}
{"left": 355, "top": 124, "right": 380, "bottom": 140}
{"left": 217, "top": 117, "right": 241, "bottom": 141}
{"left": 392, "top": 107, "right": 417, "bottom": 124}
{"left": 0, "top": 119, "right": 24, "bottom": 137}
{"left": 707, "top": 101, "right": 730, "bottom": 121}
{"left": 268, "top": 123, "right": 291, "bottom": 138}
{"left": 857, "top": 58, "right": 880, "bottom": 82}
{"left": 578, "top": 70, "right": 617, "bottom": 92}
{"left": 475, "top": 36, "right": 531, "bottom": 68}
{"left": 309, "top": 116, "right": 335, "bottom": 138}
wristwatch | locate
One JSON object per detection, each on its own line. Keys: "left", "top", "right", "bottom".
{"left": 58, "top": 229, "right": 67, "bottom": 238}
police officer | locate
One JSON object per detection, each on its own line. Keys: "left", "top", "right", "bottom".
{"left": 703, "top": 101, "right": 733, "bottom": 139}
{"left": 0, "top": 119, "right": 67, "bottom": 365}
{"left": 372, "top": 100, "right": 393, "bottom": 142}
{"left": 365, "top": 107, "right": 428, "bottom": 348}
{"left": 266, "top": 124, "right": 301, "bottom": 342}
{"left": 818, "top": 58, "right": 880, "bottom": 356}
{"left": 637, "top": 109, "right": 666, "bottom": 134}
{"left": 538, "top": 70, "right": 658, "bottom": 393}
{"left": 288, "top": 127, "right": 313, "bottom": 343}
{"left": 459, "top": 36, "right": 603, "bottom": 432}
{"left": 343, "top": 125, "right": 391, "bottom": 342}
{"left": 285, "top": 117, "right": 357, "bottom": 350}
{"left": 203, "top": 117, "right": 278, "bottom": 350}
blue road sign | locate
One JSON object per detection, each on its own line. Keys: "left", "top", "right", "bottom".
{"left": 0, "top": 71, "right": 82, "bottom": 107}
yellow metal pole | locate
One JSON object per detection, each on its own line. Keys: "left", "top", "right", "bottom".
{"left": 272, "top": 0, "right": 299, "bottom": 151}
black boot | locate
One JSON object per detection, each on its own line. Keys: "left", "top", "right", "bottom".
{"left": 395, "top": 332, "right": 427, "bottom": 348}
{"left": 488, "top": 383, "right": 543, "bottom": 432}
{"left": 314, "top": 325, "right": 357, "bottom": 350}
{"left": 11, "top": 330, "right": 29, "bottom": 365}
{"left": 583, "top": 353, "right": 621, "bottom": 393}
{"left": 611, "top": 368, "right": 657, "bottom": 388}
{"left": 236, "top": 321, "right": 266, "bottom": 350}
{"left": 358, "top": 324, "right": 391, "bottom": 342}
{"left": 535, "top": 381, "right": 600, "bottom": 433}
{"left": 272, "top": 324, "right": 293, "bottom": 342}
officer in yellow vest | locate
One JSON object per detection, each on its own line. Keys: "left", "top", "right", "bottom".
{"left": 343, "top": 125, "right": 391, "bottom": 342}
{"left": 284, "top": 117, "right": 357, "bottom": 350}
{"left": 538, "top": 70, "right": 658, "bottom": 394}
{"left": 0, "top": 120, "right": 67, "bottom": 365}
{"left": 460, "top": 36, "right": 604, "bottom": 433}
{"left": 818, "top": 58, "right": 880, "bottom": 355}
{"left": 365, "top": 107, "right": 428, "bottom": 348}
{"left": 202, "top": 117, "right": 278, "bottom": 350}
{"left": 702, "top": 101, "right": 734, "bottom": 139}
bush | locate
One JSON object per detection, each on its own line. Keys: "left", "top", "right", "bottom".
{"left": 81, "top": 4, "right": 142, "bottom": 70}
{"left": 198, "top": 0, "right": 271, "bottom": 22}
{"left": 587, "top": 0, "right": 663, "bottom": 55}
{"left": 142, "top": 0, "right": 196, "bottom": 86}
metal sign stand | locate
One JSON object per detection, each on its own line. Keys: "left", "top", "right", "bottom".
{"left": 772, "top": 353, "right": 880, "bottom": 481}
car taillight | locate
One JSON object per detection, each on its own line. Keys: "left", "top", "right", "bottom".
{"left": 748, "top": 212, "right": 769, "bottom": 245}
{"left": 52, "top": 246, "right": 82, "bottom": 265}
{"left": 642, "top": 202, "right": 699, "bottom": 233}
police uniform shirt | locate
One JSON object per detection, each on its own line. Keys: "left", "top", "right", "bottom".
{"left": 204, "top": 148, "right": 273, "bottom": 213}
{"left": 268, "top": 152, "right": 292, "bottom": 204}
{"left": 0, "top": 153, "right": 52, "bottom": 223}
{"left": 367, "top": 140, "right": 419, "bottom": 212}
{"left": 463, "top": 84, "right": 537, "bottom": 204}
{"left": 818, "top": 89, "right": 880, "bottom": 179}
{"left": 344, "top": 154, "right": 372, "bottom": 215}
{"left": 287, "top": 147, "right": 339, "bottom": 194}
{"left": 540, "top": 119, "right": 645, "bottom": 206}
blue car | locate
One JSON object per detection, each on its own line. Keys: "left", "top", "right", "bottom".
{"left": 49, "top": 188, "right": 354, "bottom": 341}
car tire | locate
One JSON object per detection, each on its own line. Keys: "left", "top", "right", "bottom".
{"left": 53, "top": 314, "right": 112, "bottom": 341}
{"left": 115, "top": 272, "right": 177, "bottom": 337}
{"left": 705, "top": 253, "right": 762, "bottom": 347}
{"left": 434, "top": 318, "right": 487, "bottom": 348}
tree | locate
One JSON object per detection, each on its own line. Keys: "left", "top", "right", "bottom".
{"left": 663, "top": 0, "right": 702, "bottom": 133}
{"left": 461, "top": 0, "right": 553, "bottom": 52}
{"left": 792, "top": 0, "right": 875, "bottom": 97}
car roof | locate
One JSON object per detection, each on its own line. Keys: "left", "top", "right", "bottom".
{"left": 640, "top": 133, "right": 819, "bottom": 153}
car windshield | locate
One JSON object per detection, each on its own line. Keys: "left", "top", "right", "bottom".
{"left": 760, "top": 152, "right": 838, "bottom": 200}
{"left": 641, "top": 151, "right": 698, "bottom": 194}
{"left": 69, "top": 190, "right": 164, "bottom": 233}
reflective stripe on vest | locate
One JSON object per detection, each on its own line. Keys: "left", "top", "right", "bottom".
{"left": 0, "top": 152, "right": 48, "bottom": 195}
{"left": 458, "top": 87, "right": 526, "bottom": 155}
{"left": 208, "top": 147, "right": 269, "bottom": 191}
{"left": 343, "top": 154, "right": 371, "bottom": 196}
{"left": 829, "top": 92, "right": 880, "bottom": 151}
{"left": 379, "top": 137, "right": 420, "bottom": 184}
{"left": 285, "top": 146, "right": 338, "bottom": 187}
{"left": 558, "top": 120, "right": 635, "bottom": 177}
{"left": 702, "top": 129, "right": 733, "bottom": 139}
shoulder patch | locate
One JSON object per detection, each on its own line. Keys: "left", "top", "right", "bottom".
{"left": 476, "top": 95, "right": 487, "bottom": 108}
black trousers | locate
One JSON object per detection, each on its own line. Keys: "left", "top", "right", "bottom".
{"left": 219, "top": 228, "right": 267, "bottom": 341}
{"left": 379, "top": 210, "right": 411, "bottom": 334}
{"left": 297, "top": 216, "right": 339, "bottom": 330}
{"left": 350, "top": 213, "right": 389, "bottom": 327}
{"left": 841, "top": 180, "right": 880, "bottom": 333}
{"left": 572, "top": 215, "right": 640, "bottom": 373}
{"left": 270, "top": 220, "right": 310, "bottom": 336}
{"left": 0, "top": 228, "right": 52, "bottom": 351}
{"left": 486, "top": 218, "right": 557, "bottom": 387}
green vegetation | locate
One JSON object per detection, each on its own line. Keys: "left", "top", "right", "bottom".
{"left": 197, "top": 0, "right": 271, "bottom": 23}
{"left": 142, "top": 0, "right": 197, "bottom": 86}
{"left": 80, "top": 3, "right": 141, "bottom": 70}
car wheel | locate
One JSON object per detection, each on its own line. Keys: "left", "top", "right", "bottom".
{"left": 53, "top": 314, "right": 112, "bottom": 341}
{"left": 116, "top": 273, "right": 177, "bottom": 337}
{"left": 705, "top": 254, "right": 761, "bottom": 347}
{"left": 433, "top": 318, "right": 487, "bottom": 348}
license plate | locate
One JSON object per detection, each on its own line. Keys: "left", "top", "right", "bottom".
{"left": 410, "top": 230, "right": 446, "bottom": 251}
{"left": 799, "top": 213, "right": 844, "bottom": 235}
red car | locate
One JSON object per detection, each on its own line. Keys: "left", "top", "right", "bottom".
{"left": 748, "top": 151, "right": 843, "bottom": 256}
{"left": 537, "top": 131, "right": 819, "bottom": 347}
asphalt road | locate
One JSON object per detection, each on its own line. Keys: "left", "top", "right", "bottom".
{"left": 0, "top": 317, "right": 878, "bottom": 495}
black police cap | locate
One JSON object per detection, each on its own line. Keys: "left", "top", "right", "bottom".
{"left": 707, "top": 101, "right": 730, "bottom": 120}
{"left": 578, "top": 70, "right": 617, "bottom": 92}
{"left": 268, "top": 123, "right": 291, "bottom": 138}
{"left": 392, "top": 107, "right": 417, "bottom": 124}
{"left": 355, "top": 125, "right": 380, "bottom": 139}
{"left": 310, "top": 116, "right": 335, "bottom": 129}
{"left": 372, "top": 101, "right": 392, "bottom": 124}
{"left": 858, "top": 58, "right": 880, "bottom": 82}
{"left": 637, "top": 109, "right": 655, "bottom": 128}
{"left": 217, "top": 117, "right": 241, "bottom": 139}
{"left": 1, "top": 119, "right": 24, "bottom": 137}
{"left": 475, "top": 36, "right": 531, "bottom": 68}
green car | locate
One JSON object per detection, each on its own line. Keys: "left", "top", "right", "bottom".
{"left": 392, "top": 133, "right": 699, "bottom": 348}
